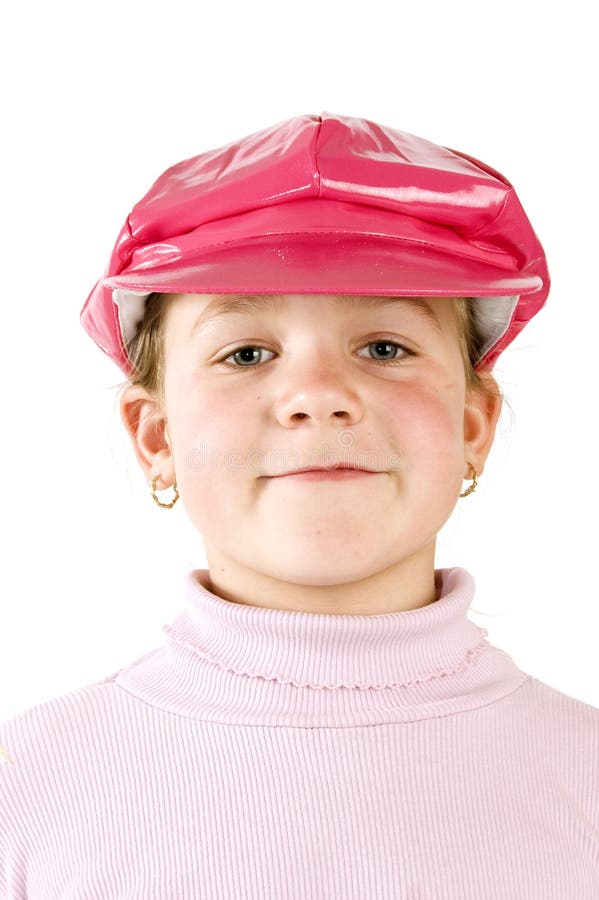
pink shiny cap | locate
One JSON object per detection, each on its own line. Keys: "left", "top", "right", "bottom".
{"left": 80, "top": 111, "right": 550, "bottom": 377}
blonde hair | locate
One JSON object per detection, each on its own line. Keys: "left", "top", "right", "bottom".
{"left": 114, "top": 293, "right": 503, "bottom": 411}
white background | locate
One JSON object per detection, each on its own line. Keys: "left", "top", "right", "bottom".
{"left": 1, "top": 0, "right": 597, "bottom": 722}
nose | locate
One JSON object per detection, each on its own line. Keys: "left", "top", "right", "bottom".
{"left": 274, "top": 360, "right": 364, "bottom": 428}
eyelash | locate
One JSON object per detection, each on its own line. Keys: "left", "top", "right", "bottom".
{"left": 217, "top": 339, "right": 415, "bottom": 369}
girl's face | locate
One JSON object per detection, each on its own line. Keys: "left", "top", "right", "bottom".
{"left": 144, "top": 292, "right": 500, "bottom": 594}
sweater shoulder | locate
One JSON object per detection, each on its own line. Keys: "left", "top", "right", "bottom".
{"left": 0, "top": 646, "right": 163, "bottom": 770}
{"left": 0, "top": 651, "right": 163, "bottom": 898}
{"left": 523, "top": 674, "right": 599, "bottom": 728}
{"left": 519, "top": 675, "right": 599, "bottom": 803}
{"left": 519, "top": 674, "right": 599, "bottom": 748}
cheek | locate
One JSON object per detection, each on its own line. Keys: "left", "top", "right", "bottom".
{"left": 385, "top": 383, "right": 463, "bottom": 467}
{"left": 171, "top": 389, "right": 260, "bottom": 487}
{"left": 170, "top": 388, "right": 263, "bottom": 543}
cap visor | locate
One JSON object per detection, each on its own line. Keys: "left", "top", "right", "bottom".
{"left": 105, "top": 233, "right": 543, "bottom": 298}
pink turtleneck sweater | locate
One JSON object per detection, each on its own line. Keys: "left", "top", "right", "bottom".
{"left": 1, "top": 566, "right": 598, "bottom": 899}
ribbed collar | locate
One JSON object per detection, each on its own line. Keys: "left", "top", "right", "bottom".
{"left": 115, "top": 567, "right": 529, "bottom": 726}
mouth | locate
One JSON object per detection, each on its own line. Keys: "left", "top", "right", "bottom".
{"left": 264, "top": 464, "right": 384, "bottom": 481}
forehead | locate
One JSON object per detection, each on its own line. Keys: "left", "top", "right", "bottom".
{"left": 166, "top": 292, "right": 452, "bottom": 340}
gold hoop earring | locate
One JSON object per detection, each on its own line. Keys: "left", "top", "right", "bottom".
{"left": 459, "top": 462, "right": 478, "bottom": 498}
{"left": 151, "top": 473, "right": 180, "bottom": 509}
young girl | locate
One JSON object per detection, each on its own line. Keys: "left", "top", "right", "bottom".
{"left": 1, "top": 112, "right": 598, "bottom": 898}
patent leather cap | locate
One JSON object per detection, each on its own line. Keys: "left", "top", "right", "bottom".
{"left": 80, "top": 111, "right": 550, "bottom": 376}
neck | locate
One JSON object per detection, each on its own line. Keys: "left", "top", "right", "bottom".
{"left": 201, "top": 541, "right": 438, "bottom": 615}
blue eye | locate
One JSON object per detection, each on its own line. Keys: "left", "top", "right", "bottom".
{"left": 219, "top": 340, "right": 414, "bottom": 369}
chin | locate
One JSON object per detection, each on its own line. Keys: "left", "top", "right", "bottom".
{"left": 260, "top": 553, "right": 386, "bottom": 588}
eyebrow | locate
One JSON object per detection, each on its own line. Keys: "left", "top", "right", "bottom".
{"left": 188, "top": 293, "right": 442, "bottom": 338}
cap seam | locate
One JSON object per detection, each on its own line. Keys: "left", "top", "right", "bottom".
{"left": 125, "top": 213, "right": 145, "bottom": 246}
{"left": 468, "top": 187, "right": 512, "bottom": 241}
{"left": 312, "top": 117, "right": 322, "bottom": 197}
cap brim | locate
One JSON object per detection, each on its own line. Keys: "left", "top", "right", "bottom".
{"left": 105, "top": 232, "right": 543, "bottom": 298}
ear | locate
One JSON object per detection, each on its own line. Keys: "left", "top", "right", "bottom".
{"left": 119, "top": 385, "right": 176, "bottom": 490}
{"left": 462, "top": 371, "right": 503, "bottom": 479}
